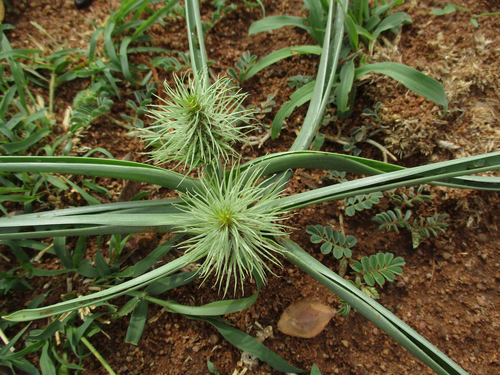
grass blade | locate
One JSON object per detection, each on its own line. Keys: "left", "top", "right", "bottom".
{"left": 0, "top": 156, "right": 200, "bottom": 192}
{"left": 271, "top": 81, "right": 315, "bottom": 139}
{"left": 125, "top": 298, "right": 148, "bottom": 345}
{"left": 132, "top": 0, "right": 181, "bottom": 39}
{"left": 244, "top": 46, "right": 322, "bottom": 81}
{"left": 355, "top": 62, "right": 448, "bottom": 110}
{"left": 2, "top": 244, "right": 191, "bottom": 321}
{"left": 282, "top": 238, "right": 468, "bottom": 375}
{"left": 248, "top": 15, "right": 310, "bottom": 35}
{"left": 197, "top": 317, "right": 306, "bottom": 374}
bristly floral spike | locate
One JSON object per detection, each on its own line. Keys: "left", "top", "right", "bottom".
{"left": 175, "top": 165, "right": 291, "bottom": 296}
{"left": 141, "top": 71, "right": 254, "bottom": 171}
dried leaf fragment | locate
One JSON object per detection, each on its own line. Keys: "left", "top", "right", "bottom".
{"left": 278, "top": 300, "right": 336, "bottom": 338}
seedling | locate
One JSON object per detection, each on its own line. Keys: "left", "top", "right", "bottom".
{"left": 430, "top": 3, "right": 500, "bottom": 28}
{"left": 140, "top": 72, "right": 254, "bottom": 171}
{"left": 228, "top": 51, "right": 258, "bottom": 84}
{"left": 373, "top": 209, "right": 449, "bottom": 249}
{"left": 307, "top": 224, "right": 405, "bottom": 316}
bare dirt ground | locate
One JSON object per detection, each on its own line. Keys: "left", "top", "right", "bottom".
{"left": 1, "top": 0, "right": 500, "bottom": 374}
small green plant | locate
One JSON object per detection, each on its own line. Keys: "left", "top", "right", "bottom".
{"left": 373, "top": 208, "right": 449, "bottom": 249}
{"left": 321, "top": 171, "right": 384, "bottom": 216}
{"left": 202, "top": 0, "right": 238, "bottom": 34}
{"left": 207, "top": 360, "right": 221, "bottom": 374}
{"left": 254, "top": 93, "right": 277, "bottom": 121}
{"left": 430, "top": 3, "right": 500, "bottom": 28}
{"left": 344, "top": 191, "right": 384, "bottom": 216}
{"left": 287, "top": 74, "right": 314, "bottom": 89}
{"left": 386, "top": 184, "right": 432, "bottom": 207}
{"left": 70, "top": 89, "right": 114, "bottom": 133}
{"left": 155, "top": 52, "right": 191, "bottom": 72}
{"left": 306, "top": 224, "right": 356, "bottom": 259}
{"left": 120, "top": 83, "right": 157, "bottom": 129}
{"left": 362, "top": 101, "right": 383, "bottom": 122}
{"left": 228, "top": 51, "right": 258, "bottom": 84}
{"left": 307, "top": 224, "right": 405, "bottom": 316}
{"left": 140, "top": 72, "right": 254, "bottom": 171}
{"left": 176, "top": 165, "right": 290, "bottom": 296}
{"left": 339, "top": 252, "right": 405, "bottom": 316}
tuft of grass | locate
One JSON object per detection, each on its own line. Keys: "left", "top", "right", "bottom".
{"left": 175, "top": 166, "right": 291, "bottom": 296}
{"left": 141, "top": 72, "right": 254, "bottom": 171}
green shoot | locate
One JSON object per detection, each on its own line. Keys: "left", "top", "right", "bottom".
{"left": 175, "top": 166, "right": 291, "bottom": 296}
{"left": 306, "top": 224, "right": 356, "bottom": 259}
{"left": 372, "top": 208, "right": 449, "bottom": 248}
{"left": 141, "top": 72, "right": 254, "bottom": 170}
{"left": 430, "top": 3, "right": 500, "bottom": 28}
{"left": 227, "top": 51, "right": 258, "bottom": 84}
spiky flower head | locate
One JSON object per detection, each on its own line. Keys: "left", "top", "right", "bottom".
{"left": 141, "top": 72, "right": 254, "bottom": 171}
{"left": 175, "top": 166, "right": 291, "bottom": 296}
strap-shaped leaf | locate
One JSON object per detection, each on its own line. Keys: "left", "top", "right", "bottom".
{"left": 125, "top": 298, "right": 148, "bottom": 345}
{"left": 197, "top": 317, "right": 306, "bottom": 374}
{"left": 355, "top": 62, "right": 447, "bottom": 110}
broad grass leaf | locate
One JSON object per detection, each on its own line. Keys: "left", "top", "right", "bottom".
{"left": 248, "top": 15, "right": 310, "bottom": 35}
{"left": 199, "top": 317, "right": 306, "bottom": 373}
{"left": 125, "top": 298, "right": 148, "bottom": 345}
{"left": 355, "top": 62, "right": 447, "bottom": 110}
{"left": 271, "top": 81, "right": 314, "bottom": 139}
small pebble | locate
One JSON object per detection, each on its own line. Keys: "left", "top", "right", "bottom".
{"left": 442, "top": 252, "right": 451, "bottom": 260}
{"left": 126, "top": 356, "right": 133, "bottom": 363}
{"left": 341, "top": 340, "right": 349, "bottom": 348}
{"left": 476, "top": 296, "right": 486, "bottom": 306}
{"left": 477, "top": 233, "right": 488, "bottom": 243}
{"left": 209, "top": 334, "right": 219, "bottom": 344}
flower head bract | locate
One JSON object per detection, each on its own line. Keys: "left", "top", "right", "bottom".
{"left": 141, "top": 72, "right": 254, "bottom": 171}
{"left": 175, "top": 165, "right": 291, "bottom": 296}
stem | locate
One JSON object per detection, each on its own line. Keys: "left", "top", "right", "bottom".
{"left": 81, "top": 336, "right": 117, "bottom": 375}
{"left": 49, "top": 71, "right": 56, "bottom": 117}
{"left": 322, "top": 134, "right": 398, "bottom": 163}
{"left": 364, "top": 139, "right": 398, "bottom": 162}
{"left": 281, "top": 237, "right": 468, "bottom": 375}
{"left": 0, "top": 327, "right": 14, "bottom": 352}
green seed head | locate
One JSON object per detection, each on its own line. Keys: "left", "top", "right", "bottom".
{"left": 141, "top": 72, "right": 254, "bottom": 171}
{"left": 175, "top": 166, "right": 291, "bottom": 296}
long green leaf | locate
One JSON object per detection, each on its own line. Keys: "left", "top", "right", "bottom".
{"left": 185, "top": 0, "right": 209, "bottom": 87}
{"left": 1, "top": 129, "right": 51, "bottom": 155}
{"left": 290, "top": 0, "right": 347, "bottom": 152}
{"left": 336, "top": 58, "right": 355, "bottom": 113}
{"left": 271, "top": 151, "right": 500, "bottom": 210}
{"left": 125, "top": 298, "right": 148, "bottom": 345}
{"left": 119, "top": 36, "right": 140, "bottom": 85}
{"left": 370, "top": 12, "right": 411, "bottom": 42}
{"left": 244, "top": 46, "right": 322, "bottom": 81}
{"left": 271, "top": 81, "right": 315, "bottom": 139}
{"left": 248, "top": 15, "right": 310, "bottom": 35}
{"left": 282, "top": 238, "right": 468, "bottom": 375}
{"left": 355, "top": 62, "right": 448, "bottom": 110}
{"left": 0, "top": 156, "right": 200, "bottom": 192}
{"left": 139, "top": 289, "right": 259, "bottom": 316}
{"left": 198, "top": 317, "right": 306, "bottom": 373}
{"left": 0, "top": 213, "right": 184, "bottom": 228}
{"left": 2, "top": 246, "right": 191, "bottom": 321}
